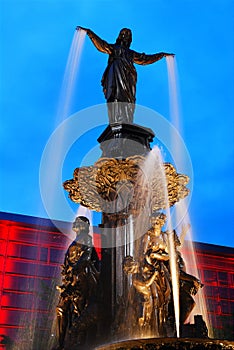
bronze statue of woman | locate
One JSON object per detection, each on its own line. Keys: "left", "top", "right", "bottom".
{"left": 76, "top": 27, "right": 174, "bottom": 123}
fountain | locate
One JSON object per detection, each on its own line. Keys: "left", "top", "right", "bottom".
{"left": 52, "top": 27, "right": 233, "bottom": 350}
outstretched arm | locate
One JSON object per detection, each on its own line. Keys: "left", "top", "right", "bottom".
{"left": 133, "top": 51, "right": 174, "bottom": 65}
{"left": 76, "top": 26, "right": 112, "bottom": 55}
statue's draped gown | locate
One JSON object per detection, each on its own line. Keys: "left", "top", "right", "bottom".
{"left": 87, "top": 30, "right": 165, "bottom": 123}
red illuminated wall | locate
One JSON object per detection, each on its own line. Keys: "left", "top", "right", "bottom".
{"left": 180, "top": 241, "right": 234, "bottom": 340}
{"left": 0, "top": 211, "right": 233, "bottom": 347}
{"left": 194, "top": 242, "right": 234, "bottom": 339}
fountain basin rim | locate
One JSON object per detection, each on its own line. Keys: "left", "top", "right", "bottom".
{"left": 95, "top": 337, "right": 234, "bottom": 350}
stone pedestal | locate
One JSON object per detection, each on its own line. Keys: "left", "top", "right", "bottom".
{"left": 97, "top": 123, "right": 155, "bottom": 342}
{"left": 98, "top": 122, "right": 155, "bottom": 158}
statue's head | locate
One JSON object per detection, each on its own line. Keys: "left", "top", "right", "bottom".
{"left": 116, "top": 28, "right": 132, "bottom": 48}
{"left": 72, "top": 216, "right": 90, "bottom": 235}
{"left": 151, "top": 212, "right": 167, "bottom": 229}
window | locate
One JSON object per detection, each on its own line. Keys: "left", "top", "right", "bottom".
{"left": 203, "top": 270, "right": 217, "bottom": 284}
{"left": 220, "top": 300, "right": 230, "bottom": 314}
{"left": 219, "top": 287, "right": 229, "bottom": 300}
{"left": 218, "top": 271, "right": 228, "bottom": 286}
{"left": 40, "top": 247, "right": 48, "bottom": 262}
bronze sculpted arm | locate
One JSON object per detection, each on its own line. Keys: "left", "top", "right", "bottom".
{"left": 132, "top": 269, "right": 158, "bottom": 292}
{"left": 76, "top": 26, "right": 113, "bottom": 54}
{"left": 146, "top": 250, "right": 170, "bottom": 263}
{"left": 133, "top": 51, "right": 174, "bottom": 65}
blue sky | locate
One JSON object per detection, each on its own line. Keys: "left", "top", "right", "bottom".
{"left": 1, "top": 0, "right": 234, "bottom": 247}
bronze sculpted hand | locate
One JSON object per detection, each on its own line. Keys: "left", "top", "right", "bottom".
{"left": 76, "top": 26, "right": 89, "bottom": 32}
{"left": 163, "top": 52, "right": 175, "bottom": 57}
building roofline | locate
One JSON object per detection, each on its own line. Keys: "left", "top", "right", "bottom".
{"left": 0, "top": 211, "right": 102, "bottom": 234}
{"left": 0, "top": 211, "right": 232, "bottom": 252}
{"left": 0, "top": 211, "right": 72, "bottom": 232}
{"left": 193, "top": 240, "right": 234, "bottom": 256}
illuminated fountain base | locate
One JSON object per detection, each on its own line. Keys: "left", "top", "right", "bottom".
{"left": 95, "top": 338, "right": 234, "bottom": 350}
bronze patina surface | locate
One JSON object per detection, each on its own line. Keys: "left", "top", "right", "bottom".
{"left": 63, "top": 156, "right": 189, "bottom": 213}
